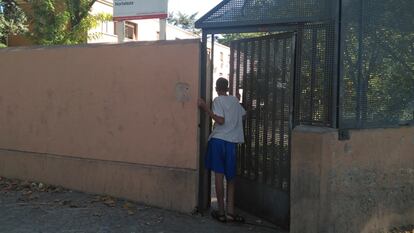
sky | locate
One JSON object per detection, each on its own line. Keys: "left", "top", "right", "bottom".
{"left": 168, "top": 0, "right": 222, "bottom": 18}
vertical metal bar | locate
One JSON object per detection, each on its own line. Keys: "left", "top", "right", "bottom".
{"left": 324, "top": 22, "right": 335, "bottom": 127}
{"left": 209, "top": 34, "right": 216, "bottom": 142}
{"left": 336, "top": 0, "right": 344, "bottom": 129}
{"left": 241, "top": 42, "right": 248, "bottom": 178}
{"left": 279, "top": 38, "right": 287, "bottom": 190}
{"left": 254, "top": 40, "right": 263, "bottom": 182}
{"left": 229, "top": 42, "right": 235, "bottom": 96}
{"left": 198, "top": 32, "right": 211, "bottom": 212}
{"left": 310, "top": 28, "right": 318, "bottom": 122}
{"left": 235, "top": 42, "right": 241, "bottom": 174}
{"left": 262, "top": 38, "right": 271, "bottom": 184}
{"left": 230, "top": 42, "right": 239, "bottom": 173}
{"left": 211, "top": 34, "right": 215, "bottom": 93}
{"left": 271, "top": 38, "right": 280, "bottom": 186}
{"left": 294, "top": 24, "right": 304, "bottom": 127}
{"left": 287, "top": 35, "right": 297, "bottom": 194}
{"left": 356, "top": 0, "right": 364, "bottom": 128}
{"left": 236, "top": 42, "right": 242, "bottom": 95}
{"left": 247, "top": 41, "right": 256, "bottom": 180}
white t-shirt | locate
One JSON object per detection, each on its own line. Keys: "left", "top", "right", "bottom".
{"left": 209, "top": 95, "right": 246, "bottom": 143}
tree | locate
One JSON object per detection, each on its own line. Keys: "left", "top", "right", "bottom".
{"left": 0, "top": 0, "right": 27, "bottom": 47}
{"left": 218, "top": 33, "right": 268, "bottom": 46}
{"left": 27, "top": 0, "right": 110, "bottom": 45}
{"left": 341, "top": 0, "right": 414, "bottom": 127}
{"left": 168, "top": 11, "right": 199, "bottom": 34}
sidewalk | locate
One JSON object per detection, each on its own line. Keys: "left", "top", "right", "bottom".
{"left": 0, "top": 177, "right": 285, "bottom": 233}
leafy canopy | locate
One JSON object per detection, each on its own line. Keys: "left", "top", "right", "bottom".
{"left": 168, "top": 11, "right": 199, "bottom": 34}
{"left": 27, "top": 0, "right": 110, "bottom": 45}
{"left": 218, "top": 32, "right": 268, "bottom": 46}
{"left": 0, "top": 0, "right": 28, "bottom": 46}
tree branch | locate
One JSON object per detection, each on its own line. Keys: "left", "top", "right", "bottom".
{"left": 372, "top": 34, "right": 414, "bottom": 77}
{"left": 77, "top": 0, "right": 97, "bottom": 26}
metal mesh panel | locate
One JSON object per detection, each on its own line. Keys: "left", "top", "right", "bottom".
{"left": 196, "top": 0, "right": 332, "bottom": 28}
{"left": 340, "top": 0, "right": 414, "bottom": 128}
{"left": 231, "top": 33, "right": 293, "bottom": 191}
{"left": 296, "top": 23, "right": 335, "bottom": 127}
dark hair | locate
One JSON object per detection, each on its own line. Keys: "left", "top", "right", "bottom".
{"left": 216, "top": 78, "right": 229, "bottom": 92}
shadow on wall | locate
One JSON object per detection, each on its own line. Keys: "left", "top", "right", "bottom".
{"left": 331, "top": 167, "right": 414, "bottom": 233}
{"left": 291, "top": 126, "right": 414, "bottom": 233}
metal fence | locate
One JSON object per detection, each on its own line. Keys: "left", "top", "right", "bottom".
{"left": 339, "top": 0, "right": 414, "bottom": 129}
{"left": 195, "top": 0, "right": 414, "bottom": 225}
{"left": 196, "top": 0, "right": 333, "bottom": 29}
{"left": 295, "top": 22, "right": 336, "bottom": 127}
{"left": 197, "top": 0, "right": 414, "bottom": 129}
{"left": 229, "top": 33, "right": 294, "bottom": 188}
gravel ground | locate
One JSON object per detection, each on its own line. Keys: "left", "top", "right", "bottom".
{"left": 0, "top": 177, "right": 284, "bottom": 233}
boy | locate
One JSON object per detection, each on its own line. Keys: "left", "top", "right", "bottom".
{"left": 198, "top": 78, "right": 246, "bottom": 223}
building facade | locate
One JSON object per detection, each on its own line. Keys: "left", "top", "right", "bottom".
{"left": 89, "top": 0, "right": 230, "bottom": 90}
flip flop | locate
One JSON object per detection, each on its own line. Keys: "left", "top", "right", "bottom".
{"left": 211, "top": 210, "right": 227, "bottom": 223}
{"left": 226, "top": 213, "right": 245, "bottom": 223}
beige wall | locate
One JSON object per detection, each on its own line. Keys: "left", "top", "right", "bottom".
{"left": 0, "top": 40, "right": 201, "bottom": 212}
{"left": 291, "top": 126, "right": 414, "bottom": 233}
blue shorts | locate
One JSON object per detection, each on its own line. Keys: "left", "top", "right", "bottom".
{"left": 205, "top": 138, "right": 237, "bottom": 181}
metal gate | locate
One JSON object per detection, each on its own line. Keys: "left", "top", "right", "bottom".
{"left": 229, "top": 33, "right": 295, "bottom": 227}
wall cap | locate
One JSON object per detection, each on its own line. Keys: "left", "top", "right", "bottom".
{"left": 293, "top": 125, "right": 337, "bottom": 134}
{"left": 0, "top": 39, "right": 201, "bottom": 53}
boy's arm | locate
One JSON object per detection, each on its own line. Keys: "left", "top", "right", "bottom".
{"left": 198, "top": 99, "right": 225, "bottom": 125}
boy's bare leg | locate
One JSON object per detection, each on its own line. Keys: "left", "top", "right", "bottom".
{"left": 215, "top": 172, "right": 225, "bottom": 214}
{"left": 226, "top": 179, "right": 235, "bottom": 215}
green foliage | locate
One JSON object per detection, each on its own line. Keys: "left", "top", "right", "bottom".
{"left": 218, "top": 33, "right": 268, "bottom": 46}
{"left": 0, "top": 16, "right": 4, "bottom": 40}
{"left": 168, "top": 11, "right": 199, "bottom": 34}
{"left": 0, "top": 0, "right": 28, "bottom": 45}
{"left": 341, "top": 0, "right": 414, "bottom": 126}
{"left": 27, "top": 0, "right": 111, "bottom": 45}
{"left": 0, "top": 42, "right": 6, "bottom": 48}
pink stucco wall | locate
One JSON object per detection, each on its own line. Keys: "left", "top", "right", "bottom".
{"left": 0, "top": 40, "right": 200, "bottom": 212}
{"left": 0, "top": 40, "right": 200, "bottom": 170}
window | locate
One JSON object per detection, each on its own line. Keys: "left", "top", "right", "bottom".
{"left": 101, "top": 21, "right": 111, "bottom": 34}
{"left": 125, "top": 22, "right": 138, "bottom": 40}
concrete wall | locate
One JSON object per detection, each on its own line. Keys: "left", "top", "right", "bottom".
{"left": 0, "top": 40, "right": 200, "bottom": 212}
{"left": 291, "top": 126, "right": 414, "bottom": 233}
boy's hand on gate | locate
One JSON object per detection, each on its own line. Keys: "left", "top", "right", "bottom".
{"left": 198, "top": 98, "right": 208, "bottom": 111}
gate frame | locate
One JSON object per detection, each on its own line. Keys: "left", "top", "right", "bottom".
{"left": 229, "top": 32, "right": 298, "bottom": 228}
{"left": 196, "top": 0, "right": 342, "bottom": 227}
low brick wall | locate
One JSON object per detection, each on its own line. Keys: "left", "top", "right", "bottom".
{"left": 291, "top": 126, "right": 414, "bottom": 233}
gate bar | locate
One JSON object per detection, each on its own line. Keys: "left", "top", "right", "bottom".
{"left": 198, "top": 32, "right": 210, "bottom": 212}
{"left": 262, "top": 38, "right": 271, "bottom": 184}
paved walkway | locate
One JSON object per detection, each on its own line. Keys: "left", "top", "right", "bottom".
{"left": 0, "top": 177, "right": 286, "bottom": 233}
